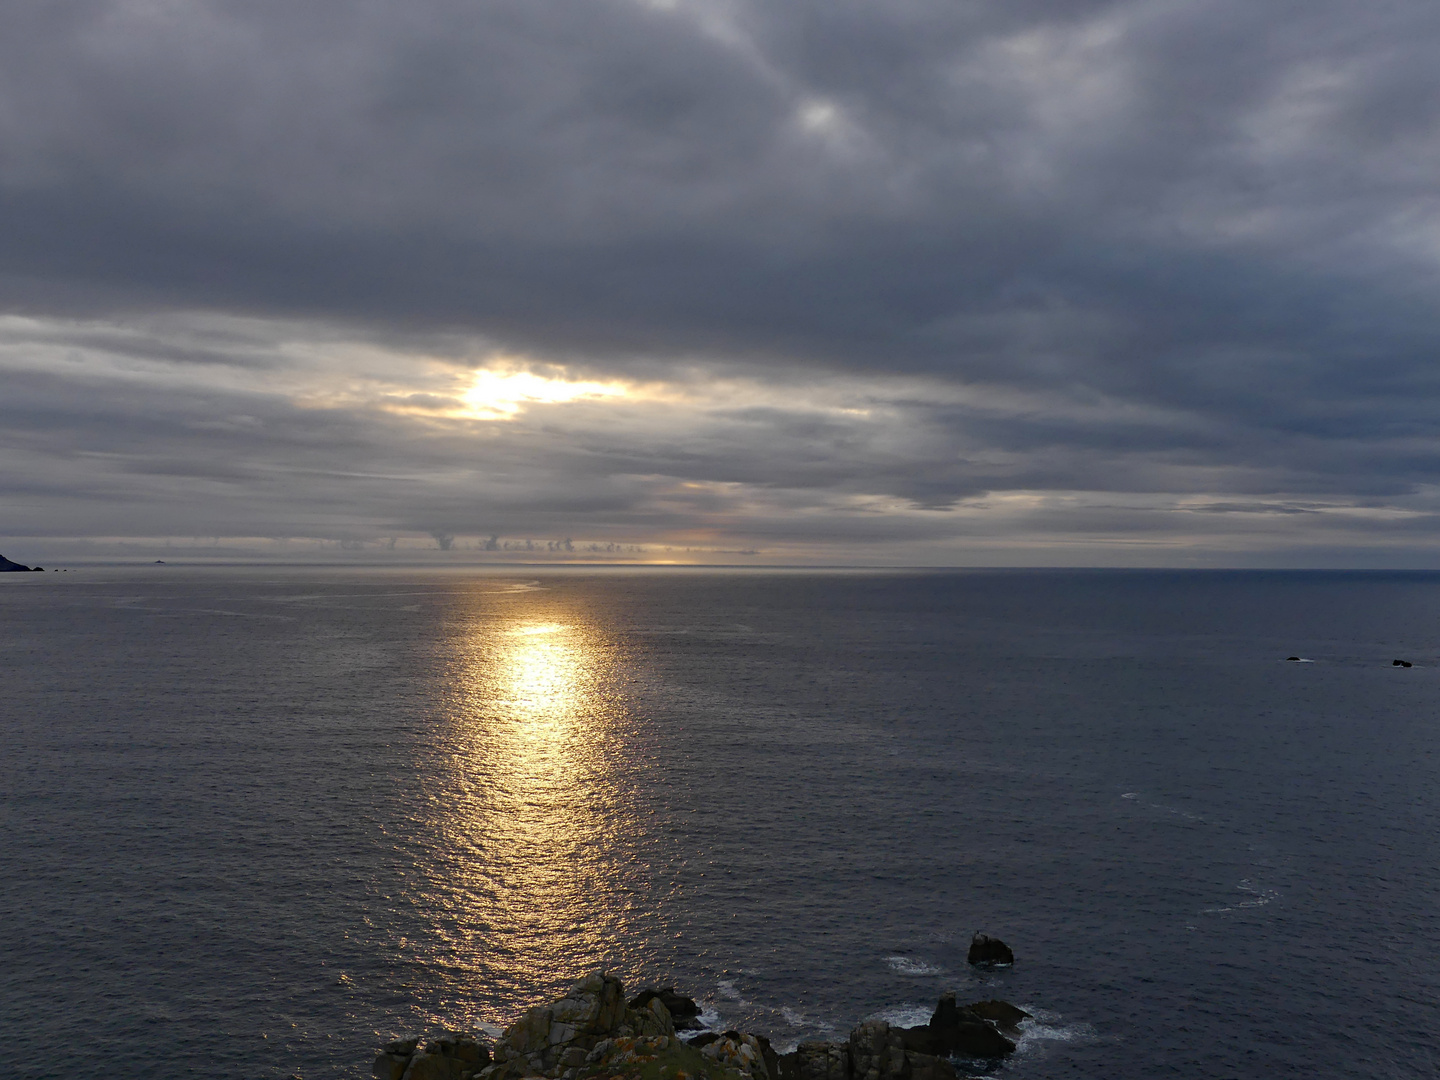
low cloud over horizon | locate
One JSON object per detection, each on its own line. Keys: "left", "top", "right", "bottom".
{"left": 5, "top": 0, "right": 1440, "bottom": 566}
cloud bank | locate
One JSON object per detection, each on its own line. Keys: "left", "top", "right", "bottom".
{"left": 4, "top": 0, "right": 1440, "bottom": 564}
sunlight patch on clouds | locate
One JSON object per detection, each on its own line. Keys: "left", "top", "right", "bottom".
{"left": 459, "top": 367, "right": 630, "bottom": 419}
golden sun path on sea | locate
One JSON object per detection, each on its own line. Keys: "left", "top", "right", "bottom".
{"left": 422, "top": 586, "right": 646, "bottom": 1008}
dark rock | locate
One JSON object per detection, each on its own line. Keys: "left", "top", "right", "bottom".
{"left": 966, "top": 934, "right": 1013, "bottom": 967}
{"left": 965, "top": 1001, "right": 1031, "bottom": 1035}
{"left": 1286, "top": 656, "right": 1301, "bottom": 661}
{"left": 796, "top": 1041, "right": 850, "bottom": 1080}
{"left": 775, "top": 1050, "right": 801, "bottom": 1080}
{"left": 628, "top": 987, "right": 702, "bottom": 1030}
{"left": 686, "top": 1032, "right": 721, "bottom": 1048}
{"left": 897, "top": 1026, "right": 944, "bottom": 1056}
{"left": 0, "top": 553, "right": 42, "bottom": 572}
{"left": 375, "top": 1034, "right": 487, "bottom": 1080}
{"left": 928, "top": 993, "right": 961, "bottom": 1033}
{"left": 849, "top": 1021, "right": 908, "bottom": 1080}
{"left": 1393, "top": 659, "right": 1413, "bottom": 667}
{"left": 373, "top": 1049, "right": 410, "bottom": 1080}
{"left": 902, "top": 1053, "right": 956, "bottom": 1080}
{"left": 927, "top": 993, "right": 1015, "bottom": 1058}
{"left": 753, "top": 1031, "right": 782, "bottom": 1080}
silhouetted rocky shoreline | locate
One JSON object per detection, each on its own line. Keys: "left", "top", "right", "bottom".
{"left": 374, "top": 958, "right": 1029, "bottom": 1080}
{"left": 0, "top": 552, "right": 43, "bottom": 571}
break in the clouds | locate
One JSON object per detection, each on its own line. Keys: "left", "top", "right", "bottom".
{"left": 3, "top": 0, "right": 1440, "bottom": 564}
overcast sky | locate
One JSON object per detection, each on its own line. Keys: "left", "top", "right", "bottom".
{"left": 4, "top": 0, "right": 1440, "bottom": 565}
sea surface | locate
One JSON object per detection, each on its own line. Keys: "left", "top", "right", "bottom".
{"left": 2, "top": 568, "right": 1438, "bottom": 1079}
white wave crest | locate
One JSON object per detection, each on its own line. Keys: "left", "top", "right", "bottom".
{"left": 885, "top": 956, "right": 942, "bottom": 976}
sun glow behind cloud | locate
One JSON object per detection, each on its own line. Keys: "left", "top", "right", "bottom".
{"left": 460, "top": 368, "right": 629, "bottom": 418}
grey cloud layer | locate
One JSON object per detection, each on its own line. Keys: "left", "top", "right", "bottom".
{"left": 3, "top": 0, "right": 1440, "bottom": 559}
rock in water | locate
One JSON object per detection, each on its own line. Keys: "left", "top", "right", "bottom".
{"left": 0, "top": 553, "right": 42, "bottom": 572}
{"left": 965, "top": 1001, "right": 1031, "bottom": 1035}
{"left": 1393, "top": 659, "right": 1413, "bottom": 667}
{"left": 628, "top": 987, "right": 703, "bottom": 1030}
{"left": 966, "top": 933, "right": 1013, "bottom": 966}
{"left": 927, "top": 993, "right": 1015, "bottom": 1058}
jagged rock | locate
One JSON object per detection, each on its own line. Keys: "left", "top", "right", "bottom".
{"left": 795, "top": 1041, "right": 850, "bottom": 1080}
{"left": 927, "top": 993, "right": 1014, "bottom": 1058}
{"left": 699, "top": 1030, "right": 773, "bottom": 1080}
{"left": 485, "top": 972, "right": 676, "bottom": 1080}
{"left": 965, "top": 934, "right": 1013, "bottom": 967}
{"left": 628, "top": 987, "right": 703, "bottom": 1030}
{"left": 375, "top": 1040, "right": 417, "bottom": 1080}
{"left": 964, "top": 1001, "right": 1030, "bottom": 1035}
{"left": 1393, "top": 659, "right": 1413, "bottom": 668}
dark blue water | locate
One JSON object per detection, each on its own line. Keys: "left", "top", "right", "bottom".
{"left": 3, "top": 569, "right": 1437, "bottom": 1078}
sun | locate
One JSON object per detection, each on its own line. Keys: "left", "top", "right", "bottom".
{"left": 461, "top": 368, "right": 628, "bottom": 419}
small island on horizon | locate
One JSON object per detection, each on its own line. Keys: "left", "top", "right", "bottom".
{"left": 0, "top": 552, "right": 43, "bottom": 572}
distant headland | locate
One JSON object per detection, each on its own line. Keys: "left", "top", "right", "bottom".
{"left": 0, "top": 553, "right": 43, "bottom": 572}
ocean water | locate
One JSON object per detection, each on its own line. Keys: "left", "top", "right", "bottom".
{"left": 2, "top": 568, "right": 1438, "bottom": 1079}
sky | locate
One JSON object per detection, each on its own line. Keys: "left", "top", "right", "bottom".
{"left": 4, "top": 0, "right": 1440, "bottom": 566}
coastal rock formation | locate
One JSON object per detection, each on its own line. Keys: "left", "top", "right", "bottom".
{"left": 698, "top": 1030, "right": 776, "bottom": 1079}
{"left": 483, "top": 971, "right": 678, "bottom": 1080}
{"left": 965, "top": 934, "right": 1013, "bottom": 967}
{"left": 1393, "top": 659, "right": 1413, "bottom": 668}
{"left": 921, "top": 993, "right": 1016, "bottom": 1058}
{"left": 0, "top": 553, "right": 42, "bottom": 572}
{"left": 629, "top": 987, "right": 704, "bottom": 1030}
{"left": 374, "top": 973, "right": 1027, "bottom": 1080}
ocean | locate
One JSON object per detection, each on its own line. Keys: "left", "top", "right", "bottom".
{"left": 2, "top": 568, "right": 1437, "bottom": 1078}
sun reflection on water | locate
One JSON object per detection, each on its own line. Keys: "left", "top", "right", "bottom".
{"left": 425, "top": 599, "right": 644, "bottom": 1010}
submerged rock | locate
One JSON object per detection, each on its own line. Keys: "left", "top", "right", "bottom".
{"left": 965, "top": 934, "right": 1013, "bottom": 967}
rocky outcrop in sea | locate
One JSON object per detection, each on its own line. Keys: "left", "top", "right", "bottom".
{"left": 0, "top": 552, "right": 43, "bottom": 571}
{"left": 373, "top": 970, "right": 1030, "bottom": 1080}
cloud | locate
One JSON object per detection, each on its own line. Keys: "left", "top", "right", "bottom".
{"left": 3, "top": 0, "right": 1440, "bottom": 562}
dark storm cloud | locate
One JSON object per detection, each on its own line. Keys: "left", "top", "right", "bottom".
{"left": 4, "top": 0, "right": 1440, "bottom": 558}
